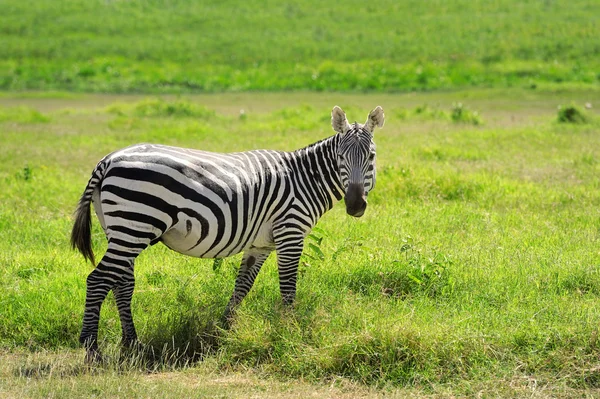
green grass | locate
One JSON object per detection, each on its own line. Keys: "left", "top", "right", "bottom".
{"left": 1, "top": 0, "right": 599, "bottom": 92}
{"left": 1, "top": 90, "right": 600, "bottom": 397}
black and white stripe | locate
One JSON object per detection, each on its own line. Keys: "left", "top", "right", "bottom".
{"left": 71, "top": 105, "right": 384, "bottom": 359}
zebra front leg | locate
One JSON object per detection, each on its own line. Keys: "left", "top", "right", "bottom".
{"left": 274, "top": 231, "right": 305, "bottom": 306}
{"left": 222, "top": 250, "right": 271, "bottom": 327}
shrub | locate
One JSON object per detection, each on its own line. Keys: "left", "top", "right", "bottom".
{"left": 450, "top": 102, "right": 483, "bottom": 125}
{"left": 557, "top": 104, "right": 588, "bottom": 124}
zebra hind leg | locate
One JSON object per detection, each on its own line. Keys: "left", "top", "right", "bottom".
{"left": 222, "top": 250, "right": 271, "bottom": 327}
{"left": 80, "top": 242, "right": 146, "bottom": 363}
{"left": 113, "top": 279, "right": 137, "bottom": 348}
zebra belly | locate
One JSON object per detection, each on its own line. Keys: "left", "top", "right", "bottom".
{"left": 160, "top": 214, "right": 216, "bottom": 257}
{"left": 161, "top": 215, "right": 275, "bottom": 258}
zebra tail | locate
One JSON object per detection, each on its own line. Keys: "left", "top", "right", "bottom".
{"left": 71, "top": 164, "right": 105, "bottom": 266}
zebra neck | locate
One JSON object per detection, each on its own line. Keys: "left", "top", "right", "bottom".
{"left": 291, "top": 135, "right": 344, "bottom": 209}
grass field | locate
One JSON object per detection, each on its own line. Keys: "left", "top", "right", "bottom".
{"left": 3, "top": 0, "right": 600, "bottom": 396}
{"left": 1, "top": 89, "right": 599, "bottom": 397}
{"left": 1, "top": 0, "right": 599, "bottom": 92}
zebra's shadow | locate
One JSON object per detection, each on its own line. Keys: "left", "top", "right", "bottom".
{"left": 117, "top": 310, "right": 225, "bottom": 370}
{"left": 11, "top": 324, "right": 221, "bottom": 379}
{"left": 74, "top": 297, "right": 228, "bottom": 372}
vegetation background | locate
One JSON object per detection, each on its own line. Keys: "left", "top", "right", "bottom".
{"left": 1, "top": 0, "right": 599, "bottom": 397}
{"left": 1, "top": 0, "right": 599, "bottom": 92}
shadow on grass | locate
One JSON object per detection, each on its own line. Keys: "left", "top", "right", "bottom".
{"left": 126, "top": 320, "right": 224, "bottom": 370}
{"left": 12, "top": 303, "right": 230, "bottom": 378}
{"left": 12, "top": 323, "right": 225, "bottom": 378}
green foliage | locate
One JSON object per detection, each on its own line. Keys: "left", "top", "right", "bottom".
{"left": 17, "top": 165, "right": 33, "bottom": 181}
{"left": 557, "top": 104, "right": 589, "bottom": 124}
{"left": 333, "top": 237, "right": 453, "bottom": 300}
{"left": 301, "top": 227, "right": 327, "bottom": 269}
{"left": 212, "top": 258, "right": 224, "bottom": 273}
{"left": 0, "top": 0, "right": 599, "bottom": 92}
{"left": 396, "top": 237, "right": 453, "bottom": 297}
{"left": 450, "top": 102, "right": 483, "bottom": 125}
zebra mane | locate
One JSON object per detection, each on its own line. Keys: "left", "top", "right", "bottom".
{"left": 293, "top": 133, "right": 338, "bottom": 155}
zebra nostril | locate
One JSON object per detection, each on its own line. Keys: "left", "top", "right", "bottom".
{"left": 345, "top": 185, "right": 367, "bottom": 217}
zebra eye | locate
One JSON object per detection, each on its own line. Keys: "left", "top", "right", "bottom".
{"left": 368, "top": 152, "right": 376, "bottom": 161}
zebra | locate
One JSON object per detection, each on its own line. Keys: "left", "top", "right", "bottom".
{"left": 71, "top": 105, "right": 384, "bottom": 361}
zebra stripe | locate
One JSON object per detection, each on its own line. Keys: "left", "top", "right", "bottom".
{"left": 71, "top": 106, "right": 384, "bottom": 359}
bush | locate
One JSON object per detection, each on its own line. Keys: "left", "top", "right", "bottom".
{"left": 557, "top": 104, "right": 588, "bottom": 124}
{"left": 450, "top": 102, "right": 483, "bottom": 125}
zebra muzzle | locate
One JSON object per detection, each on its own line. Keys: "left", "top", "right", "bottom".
{"left": 345, "top": 183, "right": 367, "bottom": 218}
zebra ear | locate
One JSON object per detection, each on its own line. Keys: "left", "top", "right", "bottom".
{"left": 364, "top": 106, "right": 385, "bottom": 133}
{"left": 331, "top": 106, "right": 351, "bottom": 134}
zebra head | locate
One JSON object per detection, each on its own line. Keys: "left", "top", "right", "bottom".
{"left": 331, "top": 105, "right": 385, "bottom": 218}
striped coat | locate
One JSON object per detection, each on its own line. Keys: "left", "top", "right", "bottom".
{"left": 71, "top": 105, "right": 384, "bottom": 361}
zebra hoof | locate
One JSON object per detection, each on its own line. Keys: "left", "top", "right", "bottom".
{"left": 84, "top": 348, "right": 104, "bottom": 365}
{"left": 121, "top": 336, "right": 140, "bottom": 349}
{"left": 220, "top": 311, "right": 235, "bottom": 330}
{"left": 120, "top": 339, "right": 144, "bottom": 355}
{"left": 221, "top": 305, "right": 235, "bottom": 330}
{"left": 220, "top": 316, "right": 233, "bottom": 330}
{"left": 119, "top": 341, "right": 146, "bottom": 364}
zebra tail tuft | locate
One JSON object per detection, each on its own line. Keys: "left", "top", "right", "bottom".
{"left": 71, "top": 165, "right": 106, "bottom": 266}
{"left": 71, "top": 195, "right": 95, "bottom": 266}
